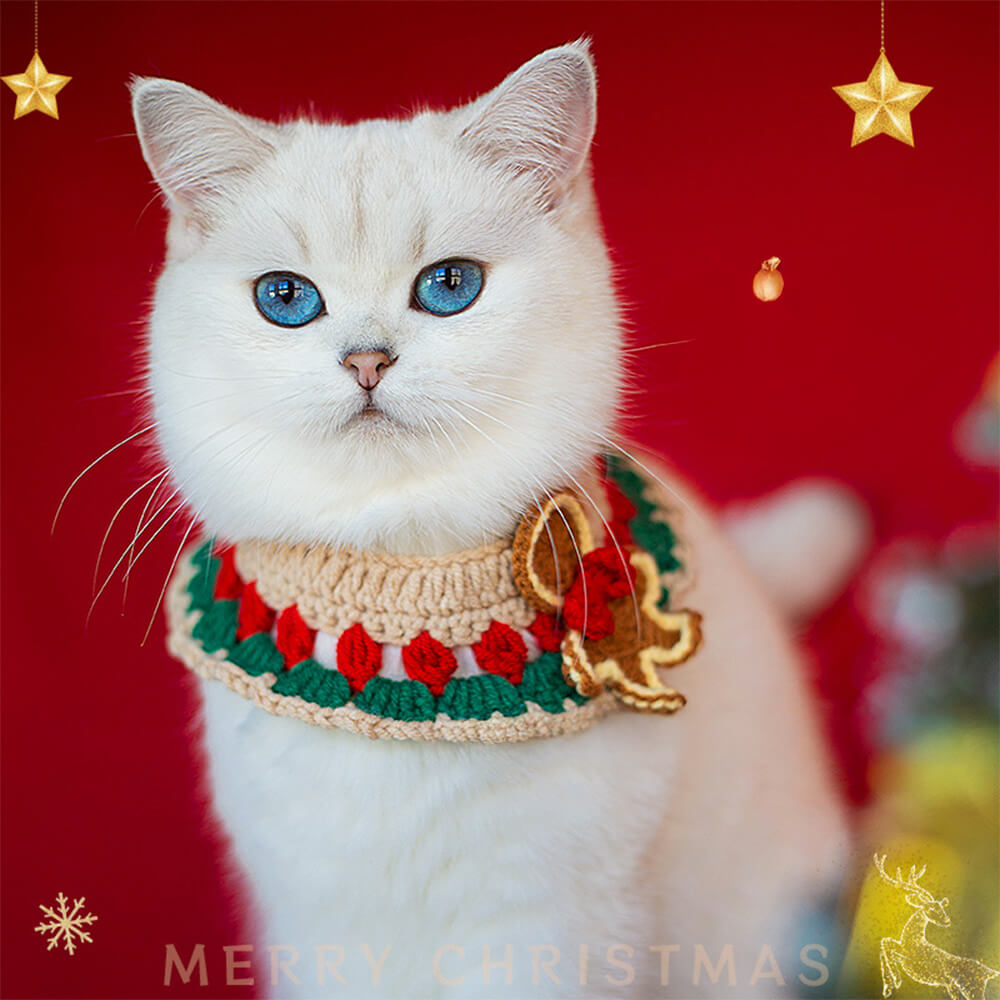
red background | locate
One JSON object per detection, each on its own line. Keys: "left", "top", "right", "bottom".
{"left": 2, "top": 2, "right": 997, "bottom": 997}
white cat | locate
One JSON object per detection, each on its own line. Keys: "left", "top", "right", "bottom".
{"left": 133, "top": 42, "right": 853, "bottom": 998}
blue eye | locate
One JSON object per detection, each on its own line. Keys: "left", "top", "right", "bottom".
{"left": 413, "top": 259, "right": 484, "bottom": 316}
{"left": 254, "top": 272, "right": 324, "bottom": 327}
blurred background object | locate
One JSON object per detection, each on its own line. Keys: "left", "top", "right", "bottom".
{"left": 820, "top": 358, "right": 1000, "bottom": 999}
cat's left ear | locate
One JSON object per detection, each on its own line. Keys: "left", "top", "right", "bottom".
{"left": 458, "top": 40, "right": 596, "bottom": 208}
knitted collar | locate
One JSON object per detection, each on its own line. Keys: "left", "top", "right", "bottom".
{"left": 165, "top": 455, "right": 703, "bottom": 743}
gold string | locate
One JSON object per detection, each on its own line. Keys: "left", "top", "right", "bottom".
{"left": 880, "top": 0, "right": 885, "bottom": 53}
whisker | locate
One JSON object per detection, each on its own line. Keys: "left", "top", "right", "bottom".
{"left": 554, "top": 462, "right": 642, "bottom": 643}
{"left": 53, "top": 423, "right": 157, "bottom": 534}
{"left": 416, "top": 413, "right": 448, "bottom": 469}
{"left": 134, "top": 187, "right": 165, "bottom": 230}
{"left": 157, "top": 363, "right": 307, "bottom": 383}
{"left": 91, "top": 386, "right": 311, "bottom": 624}
{"left": 88, "top": 493, "right": 185, "bottom": 627}
{"left": 118, "top": 482, "right": 184, "bottom": 598}
{"left": 450, "top": 398, "right": 613, "bottom": 635}
{"left": 78, "top": 387, "right": 150, "bottom": 403}
{"left": 123, "top": 390, "right": 314, "bottom": 616}
{"left": 93, "top": 469, "right": 168, "bottom": 594}
{"left": 621, "top": 338, "right": 693, "bottom": 355}
{"left": 447, "top": 395, "right": 642, "bottom": 635}
{"left": 140, "top": 515, "right": 199, "bottom": 646}
{"left": 594, "top": 433, "right": 700, "bottom": 521}
{"left": 440, "top": 400, "right": 591, "bottom": 640}
{"left": 528, "top": 478, "right": 590, "bottom": 643}
{"left": 122, "top": 469, "right": 174, "bottom": 607}
{"left": 138, "top": 417, "right": 289, "bottom": 635}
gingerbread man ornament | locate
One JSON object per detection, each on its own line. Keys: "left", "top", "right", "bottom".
{"left": 512, "top": 491, "right": 702, "bottom": 713}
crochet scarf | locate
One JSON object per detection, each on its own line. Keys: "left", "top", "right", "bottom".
{"left": 165, "top": 455, "right": 703, "bottom": 743}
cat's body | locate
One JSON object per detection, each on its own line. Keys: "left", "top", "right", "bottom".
{"left": 133, "top": 42, "right": 850, "bottom": 998}
{"left": 198, "top": 473, "right": 845, "bottom": 997}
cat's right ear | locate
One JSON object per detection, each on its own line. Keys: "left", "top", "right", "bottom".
{"left": 130, "top": 77, "right": 275, "bottom": 225}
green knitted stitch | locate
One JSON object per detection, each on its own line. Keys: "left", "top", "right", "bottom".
{"left": 438, "top": 674, "right": 526, "bottom": 720}
{"left": 187, "top": 538, "right": 220, "bottom": 611}
{"left": 604, "top": 453, "right": 680, "bottom": 606}
{"left": 191, "top": 599, "right": 238, "bottom": 653}
{"left": 352, "top": 676, "right": 436, "bottom": 722}
{"left": 229, "top": 632, "right": 284, "bottom": 678}
{"left": 272, "top": 658, "right": 351, "bottom": 709}
{"left": 518, "top": 652, "right": 587, "bottom": 712}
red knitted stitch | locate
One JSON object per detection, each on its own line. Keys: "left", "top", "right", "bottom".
{"left": 564, "top": 587, "right": 615, "bottom": 640}
{"left": 212, "top": 544, "right": 244, "bottom": 601}
{"left": 472, "top": 621, "right": 527, "bottom": 685}
{"left": 562, "top": 547, "right": 638, "bottom": 640}
{"left": 236, "top": 581, "right": 276, "bottom": 642}
{"left": 527, "top": 612, "right": 565, "bottom": 653}
{"left": 402, "top": 632, "right": 457, "bottom": 696}
{"left": 336, "top": 623, "right": 383, "bottom": 693}
{"left": 275, "top": 605, "right": 316, "bottom": 670}
{"left": 591, "top": 547, "right": 637, "bottom": 600}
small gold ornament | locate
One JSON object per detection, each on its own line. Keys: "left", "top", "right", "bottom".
{"left": 753, "top": 257, "right": 784, "bottom": 302}
{"left": 3, "top": 51, "right": 71, "bottom": 119}
{"left": 2, "top": 4, "right": 70, "bottom": 120}
{"left": 834, "top": 53, "right": 931, "bottom": 148}
{"left": 833, "top": 2, "right": 931, "bottom": 147}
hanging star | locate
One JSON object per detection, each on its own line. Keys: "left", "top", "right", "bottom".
{"left": 833, "top": 52, "right": 931, "bottom": 147}
{"left": 2, "top": 51, "right": 71, "bottom": 119}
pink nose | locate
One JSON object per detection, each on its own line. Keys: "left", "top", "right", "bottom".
{"left": 342, "top": 351, "right": 393, "bottom": 390}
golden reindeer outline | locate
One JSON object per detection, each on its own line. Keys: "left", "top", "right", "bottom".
{"left": 873, "top": 853, "right": 999, "bottom": 1000}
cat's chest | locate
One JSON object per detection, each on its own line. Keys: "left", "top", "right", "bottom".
{"left": 197, "top": 679, "right": 678, "bottom": 972}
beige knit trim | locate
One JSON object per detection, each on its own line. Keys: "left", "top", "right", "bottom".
{"left": 167, "top": 556, "right": 618, "bottom": 744}
{"left": 234, "top": 537, "right": 537, "bottom": 647}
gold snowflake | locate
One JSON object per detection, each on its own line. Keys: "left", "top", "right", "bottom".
{"left": 34, "top": 893, "right": 97, "bottom": 955}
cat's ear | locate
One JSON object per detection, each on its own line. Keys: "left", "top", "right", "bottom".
{"left": 130, "top": 77, "right": 275, "bottom": 223}
{"left": 458, "top": 40, "right": 596, "bottom": 208}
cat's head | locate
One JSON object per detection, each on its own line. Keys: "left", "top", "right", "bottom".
{"left": 132, "top": 42, "right": 623, "bottom": 556}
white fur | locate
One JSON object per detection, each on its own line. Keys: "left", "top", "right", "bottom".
{"left": 725, "top": 480, "right": 872, "bottom": 619}
{"left": 133, "top": 43, "right": 849, "bottom": 998}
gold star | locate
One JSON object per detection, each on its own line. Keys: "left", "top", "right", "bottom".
{"left": 2, "top": 51, "right": 71, "bottom": 120}
{"left": 833, "top": 52, "right": 931, "bottom": 147}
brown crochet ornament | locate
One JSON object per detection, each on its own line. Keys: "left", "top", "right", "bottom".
{"left": 512, "top": 492, "right": 702, "bottom": 713}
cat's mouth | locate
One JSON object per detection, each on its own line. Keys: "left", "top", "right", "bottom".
{"left": 348, "top": 397, "right": 392, "bottom": 428}
{"left": 340, "top": 391, "right": 417, "bottom": 434}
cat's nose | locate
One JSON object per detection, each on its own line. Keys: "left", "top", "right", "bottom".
{"left": 342, "top": 350, "right": 394, "bottom": 390}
